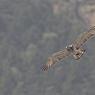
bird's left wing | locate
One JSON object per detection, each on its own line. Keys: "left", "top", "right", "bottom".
{"left": 42, "top": 48, "right": 71, "bottom": 71}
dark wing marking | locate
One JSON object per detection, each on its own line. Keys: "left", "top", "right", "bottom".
{"left": 42, "top": 48, "right": 71, "bottom": 71}
{"left": 73, "top": 26, "right": 95, "bottom": 48}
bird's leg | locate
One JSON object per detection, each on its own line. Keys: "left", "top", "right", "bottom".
{"left": 73, "top": 54, "right": 80, "bottom": 60}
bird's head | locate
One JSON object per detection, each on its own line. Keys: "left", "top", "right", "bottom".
{"left": 66, "top": 44, "right": 74, "bottom": 52}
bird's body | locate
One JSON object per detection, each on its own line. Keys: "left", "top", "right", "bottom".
{"left": 42, "top": 26, "right": 95, "bottom": 71}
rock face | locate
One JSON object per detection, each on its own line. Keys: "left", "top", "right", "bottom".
{"left": 0, "top": 0, "right": 95, "bottom": 95}
{"left": 78, "top": 1, "right": 95, "bottom": 26}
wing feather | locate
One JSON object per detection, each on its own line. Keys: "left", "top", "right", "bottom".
{"left": 42, "top": 26, "right": 95, "bottom": 71}
{"left": 42, "top": 48, "right": 71, "bottom": 71}
{"left": 73, "top": 26, "right": 95, "bottom": 48}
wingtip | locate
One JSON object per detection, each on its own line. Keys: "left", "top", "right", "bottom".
{"left": 41, "top": 64, "right": 48, "bottom": 71}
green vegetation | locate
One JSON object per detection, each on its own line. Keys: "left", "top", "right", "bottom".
{"left": 0, "top": 0, "right": 95, "bottom": 95}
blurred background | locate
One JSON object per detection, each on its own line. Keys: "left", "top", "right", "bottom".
{"left": 0, "top": 0, "right": 95, "bottom": 95}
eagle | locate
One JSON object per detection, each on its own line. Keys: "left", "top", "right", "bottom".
{"left": 42, "top": 26, "right": 95, "bottom": 71}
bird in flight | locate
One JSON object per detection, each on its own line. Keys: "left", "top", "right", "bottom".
{"left": 42, "top": 26, "right": 95, "bottom": 71}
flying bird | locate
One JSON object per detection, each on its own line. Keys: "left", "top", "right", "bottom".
{"left": 42, "top": 26, "right": 95, "bottom": 71}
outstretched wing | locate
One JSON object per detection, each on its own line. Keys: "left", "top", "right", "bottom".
{"left": 42, "top": 48, "right": 71, "bottom": 71}
{"left": 73, "top": 26, "right": 95, "bottom": 48}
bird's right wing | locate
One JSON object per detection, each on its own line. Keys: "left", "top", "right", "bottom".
{"left": 73, "top": 26, "right": 95, "bottom": 48}
{"left": 42, "top": 48, "right": 71, "bottom": 71}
